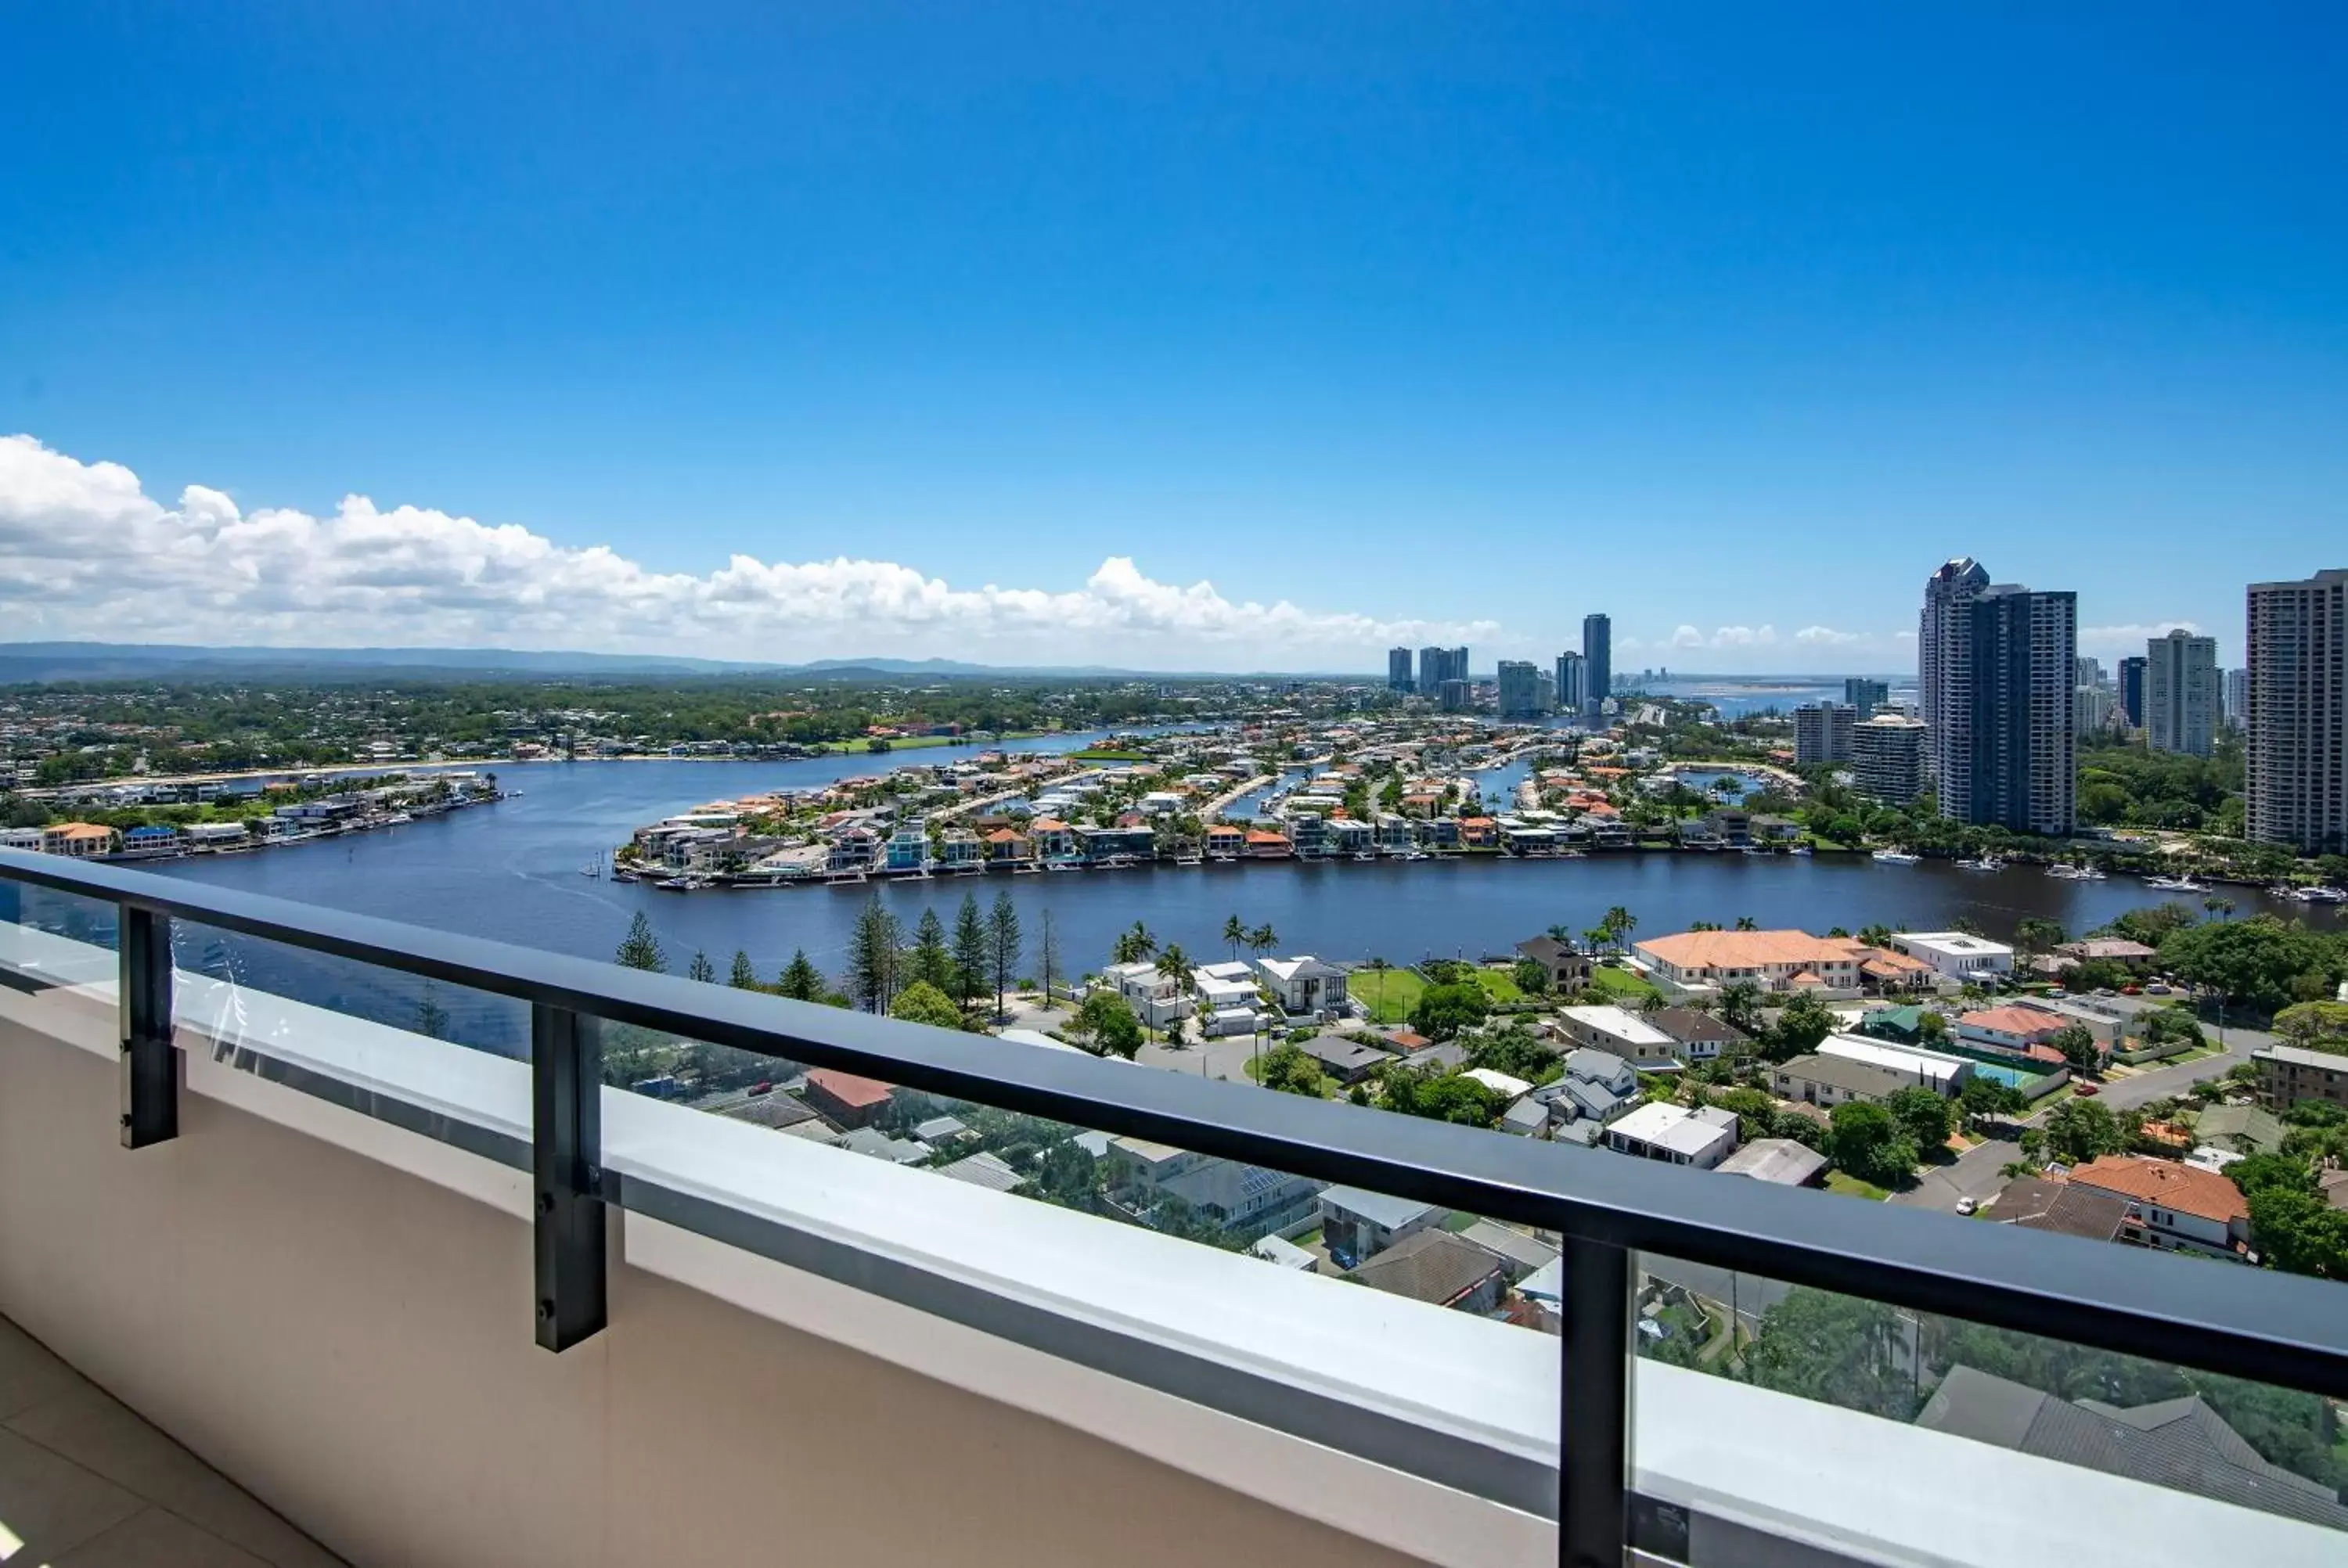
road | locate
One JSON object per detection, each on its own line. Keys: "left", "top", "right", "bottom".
{"left": 1893, "top": 1137, "right": 2021, "bottom": 1213}
{"left": 2085, "top": 994, "right": 2272, "bottom": 1111}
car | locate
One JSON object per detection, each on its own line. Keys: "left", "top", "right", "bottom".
{"left": 1955, "top": 1196, "right": 1979, "bottom": 1216}
{"left": 2093, "top": 987, "right": 2118, "bottom": 998}
{"left": 2146, "top": 983, "right": 2172, "bottom": 995}
{"left": 2074, "top": 1082, "right": 2100, "bottom": 1096}
{"left": 2120, "top": 984, "right": 2141, "bottom": 995}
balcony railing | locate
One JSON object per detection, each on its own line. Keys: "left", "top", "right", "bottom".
{"left": 2, "top": 845, "right": 2346, "bottom": 1567}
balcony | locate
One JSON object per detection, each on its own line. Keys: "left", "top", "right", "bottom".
{"left": 1, "top": 846, "right": 2346, "bottom": 1567}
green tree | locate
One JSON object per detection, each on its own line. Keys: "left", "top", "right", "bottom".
{"left": 1511, "top": 955, "right": 1551, "bottom": 996}
{"left": 2047, "top": 1023, "right": 2102, "bottom": 1077}
{"left": 1112, "top": 920, "right": 1157, "bottom": 966}
{"left": 1248, "top": 922, "right": 1279, "bottom": 959}
{"left": 1958, "top": 1075, "right": 2025, "bottom": 1129}
{"left": 1222, "top": 913, "right": 1247, "bottom": 962}
{"left": 1885, "top": 1085, "right": 1954, "bottom": 1153}
{"left": 988, "top": 890, "right": 1023, "bottom": 1019}
{"left": 1258, "top": 1043, "right": 1327, "bottom": 1097}
{"left": 1743, "top": 1288, "right": 1920, "bottom": 1421}
{"left": 951, "top": 892, "right": 990, "bottom": 1008}
{"left": 615, "top": 910, "right": 667, "bottom": 973}
{"left": 2160, "top": 915, "right": 2335, "bottom": 1015}
{"left": 1410, "top": 980, "right": 1489, "bottom": 1042}
{"left": 1765, "top": 991, "right": 1838, "bottom": 1063}
{"left": 728, "top": 949, "right": 759, "bottom": 989}
{"left": 1036, "top": 908, "right": 1060, "bottom": 1011}
{"left": 846, "top": 897, "right": 902, "bottom": 1012}
{"left": 686, "top": 948, "right": 717, "bottom": 984}
{"left": 1072, "top": 991, "right": 1143, "bottom": 1059}
{"left": 1828, "top": 1101, "right": 1919, "bottom": 1187}
{"left": 1379, "top": 1062, "right": 1504, "bottom": 1127}
{"left": 2272, "top": 1001, "right": 2348, "bottom": 1055}
{"left": 888, "top": 979, "right": 964, "bottom": 1031}
{"left": 907, "top": 908, "right": 954, "bottom": 993}
{"left": 776, "top": 948, "right": 825, "bottom": 1001}
{"left": 1714, "top": 980, "right": 1763, "bottom": 1036}
{"left": 2011, "top": 917, "right": 2067, "bottom": 962}
{"left": 2040, "top": 1098, "right": 2128, "bottom": 1165}
{"left": 412, "top": 986, "right": 451, "bottom": 1041}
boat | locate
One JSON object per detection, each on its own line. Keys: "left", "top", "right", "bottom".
{"left": 1352, "top": 851, "right": 1375, "bottom": 862}
{"left": 2144, "top": 875, "right": 2207, "bottom": 892}
{"left": 2298, "top": 885, "right": 2347, "bottom": 904}
{"left": 1954, "top": 857, "right": 2005, "bottom": 872}
{"left": 2047, "top": 862, "right": 2108, "bottom": 881}
{"left": 1786, "top": 844, "right": 1811, "bottom": 856}
{"left": 1871, "top": 849, "right": 1921, "bottom": 865}
{"left": 1045, "top": 861, "right": 1080, "bottom": 873}
{"left": 654, "top": 876, "right": 693, "bottom": 890}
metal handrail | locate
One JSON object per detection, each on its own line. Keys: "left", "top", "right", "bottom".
{"left": 5, "top": 847, "right": 2346, "bottom": 1563}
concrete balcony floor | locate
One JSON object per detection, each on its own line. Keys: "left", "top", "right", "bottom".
{"left": 0, "top": 1314, "right": 343, "bottom": 1568}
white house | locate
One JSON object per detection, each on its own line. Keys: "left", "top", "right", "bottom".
{"left": 2065, "top": 1156, "right": 2251, "bottom": 1262}
{"left": 1815, "top": 1034, "right": 1972, "bottom": 1096}
{"left": 1603, "top": 1102, "right": 1739, "bottom": 1170}
{"left": 1885, "top": 931, "right": 2015, "bottom": 984}
{"left": 1100, "top": 961, "right": 1195, "bottom": 1030}
{"left": 1255, "top": 956, "right": 1351, "bottom": 1020}
{"left": 1190, "top": 965, "right": 1265, "bottom": 1038}
{"left": 1550, "top": 1005, "right": 1682, "bottom": 1068}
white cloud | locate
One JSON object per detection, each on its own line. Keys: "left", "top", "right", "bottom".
{"left": 0, "top": 435, "right": 1496, "bottom": 669}
{"left": 2079, "top": 620, "right": 2204, "bottom": 656}
{"left": 1794, "top": 625, "right": 1862, "bottom": 646}
{"left": 1667, "top": 623, "right": 1784, "bottom": 650}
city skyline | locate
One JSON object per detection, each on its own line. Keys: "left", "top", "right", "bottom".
{"left": 4, "top": 9, "right": 2342, "bottom": 670}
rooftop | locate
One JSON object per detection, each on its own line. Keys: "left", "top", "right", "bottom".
{"left": 2067, "top": 1156, "right": 2251, "bottom": 1227}
{"left": 1345, "top": 1231, "right": 1504, "bottom": 1308}
{"left": 1634, "top": 929, "right": 1858, "bottom": 971}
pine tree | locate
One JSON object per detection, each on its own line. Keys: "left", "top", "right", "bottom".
{"left": 687, "top": 949, "right": 717, "bottom": 983}
{"left": 729, "top": 949, "right": 759, "bottom": 989}
{"left": 951, "top": 891, "right": 989, "bottom": 1008}
{"left": 1037, "top": 908, "right": 1059, "bottom": 1011}
{"left": 616, "top": 911, "right": 667, "bottom": 973}
{"left": 910, "top": 908, "right": 953, "bottom": 993}
{"left": 988, "top": 890, "right": 1022, "bottom": 1020}
{"left": 847, "top": 897, "right": 902, "bottom": 1012}
{"left": 777, "top": 948, "right": 824, "bottom": 1001}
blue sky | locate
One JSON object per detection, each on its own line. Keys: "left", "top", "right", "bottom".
{"left": 2, "top": 4, "right": 2342, "bottom": 671}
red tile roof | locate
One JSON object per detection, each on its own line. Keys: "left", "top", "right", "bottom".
{"left": 1960, "top": 1005, "right": 2062, "bottom": 1038}
{"left": 805, "top": 1069, "right": 895, "bottom": 1110}
{"left": 2067, "top": 1156, "right": 2248, "bottom": 1226}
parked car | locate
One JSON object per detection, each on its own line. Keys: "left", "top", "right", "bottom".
{"left": 2075, "top": 1083, "right": 2100, "bottom": 1097}
{"left": 1955, "top": 1196, "right": 1979, "bottom": 1216}
{"left": 2146, "top": 983, "right": 2173, "bottom": 995}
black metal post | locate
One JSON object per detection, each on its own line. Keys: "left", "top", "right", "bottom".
{"left": 1560, "top": 1236, "right": 1630, "bottom": 1568}
{"left": 531, "top": 1003, "right": 606, "bottom": 1350}
{"left": 119, "top": 906, "right": 177, "bottom": 1148}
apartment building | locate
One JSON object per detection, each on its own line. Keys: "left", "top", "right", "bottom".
{"left": 2245, "top": 568, "right": 2347, "bottom": 854}
{"left": 2145, "top": 627, "right": 2220, "bottom": 757}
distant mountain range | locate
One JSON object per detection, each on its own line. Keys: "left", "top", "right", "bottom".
{"left": 0, "top": 642, "right": 1235, "bottom": 683}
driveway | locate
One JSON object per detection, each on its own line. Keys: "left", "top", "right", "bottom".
{"left": 1893, "top": 1137, "right": 2019, "bottom": 1213}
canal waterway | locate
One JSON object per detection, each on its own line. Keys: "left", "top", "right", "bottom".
{"left": 105, "top": 753, "right": 2332, "bottom": 1044}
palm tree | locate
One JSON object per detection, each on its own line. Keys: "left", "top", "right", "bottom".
{"left": 1367, "top": 955, "right": 1391, "bottom": 1020}
{"left": 1602, "top": 904, "right": 1636, "bottom": 954}
{"left": 2202, "top": 895, "right": 2235, "bottom": 920}
{"left": 1223, "top": 914, "right": 1247, "bottom": 962}
{"left": 1546, "top": 922, "right": 1575, "bottom": 944}
{"left": 1248, "top": 922, "right": 1278, "bottom": 959}
{"left": 1112, "top": 920, "right": 1157, "bottom": 966}
{"left": 1155, "top": 944, "right": 1193, "bottom": 996}
{"left": 1734, "top": 915, "right": 1758, "bottom": 931}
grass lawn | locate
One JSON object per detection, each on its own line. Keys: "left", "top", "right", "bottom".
{"left": 1471, "top": 968, "right": 1523, "bottom": 1004}
{"left": 814, "top": 734, "right": 961, "bottom": 753}
{"left": 1064, "top": 748, "right": 1151, "bottom": 761}
{"left": 1824, "top": 1171, "right": 1893, "bottom": 1201}
{"left": 1441, "top": 1212, "right": 1480, "bottom": 1234}
{"left": 1349, "top": 967, "right": 1425, "bottom": 1023}
{"left": 1586, "top": 965, "right": 1661, "bottom": 1005}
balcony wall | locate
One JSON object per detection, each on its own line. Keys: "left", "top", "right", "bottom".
{"left": 0, "top": 996, "right": 1430, "bottom": 1568}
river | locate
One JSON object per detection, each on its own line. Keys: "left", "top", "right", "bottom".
{"left": 100, "top": 750, "right": 2327, "bottom": 1027}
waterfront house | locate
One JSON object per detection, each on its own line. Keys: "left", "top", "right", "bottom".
{"left": 1075, "top": 824, "right": 1154, "bottom": 863}
{"left": 1031, "top": 818, "right": 1079, "bottom": 861}
{"left": 121, "top": 824, "right": 183, "bottom": 858}
{"left": 1204, "top": 824, "right": 1245, "bottom": 859}
{"left": 1101, "top": 962, "right": 1194, "bottom": 1030}
{"left": 1674, "top": 818, "right": 1724, "bottom": 850}
{"left": 1632, "top": 930, "right": 1864, "bottom": 998}
{"left": 884, "top": 829, "right": 929, "bottom": 873}
{"left": 828, "top": 827, "right": 879, "bottom": 872}
{"left": 0, "top": 828, "right": 43, "bottom": 851}
{"left": 1885, "top": 932, "right": 2015, "bottom": 984}
{"left": 1373, "top": 814, "right": 1416, "bottom": 852}
{"left": 935, "top": 830, "right": 982, "bottom": 869}
{"left": 1244, "top": 829, "right": 1292, "bottom": 859}
{"left": 38, "top": 823, "right": 119, "bottom": 858}
{"left": 1327, "top": 817, "right": 1372, "bottom": 854}
{"left": 1255, "top": 956, "right": 1348, "bottom": 1019}
{"left": 984, "top": 827, "right": 1032, "bottom": 865}
{"left": 1457, "top": 816, "right": 1498, "bottom": 847}
{"left": 1512, "top": 935, "right": 1592, "bottom": 991}
{"left": 1415, "top": 818, "right": 1461, "bottom": 850}
{"left": 1285, "top": 815, "right": 1331, "bottom": 858}
{"left": 183, "top": 822, "right": 252, "bottom": 849}
{"left": 1700, "top": 810, "right": 1752, "bottom": 847}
